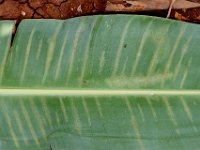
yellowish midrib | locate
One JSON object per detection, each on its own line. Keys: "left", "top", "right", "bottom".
{"left": 0, "top": 89, "right": 200, "bottom": 96}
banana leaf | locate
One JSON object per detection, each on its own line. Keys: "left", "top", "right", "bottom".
{"left": 0, "top": 15, "right": 200, "bottom": 150}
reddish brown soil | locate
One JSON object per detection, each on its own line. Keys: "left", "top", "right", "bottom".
{"left": 0, "top": 0, "right": 200, "bottom": 23}
{"left": 0, "top": 0, "right": 106, "bottom": 20}
{"left": 173, "top": 8, "right": 200, "bottom": 22}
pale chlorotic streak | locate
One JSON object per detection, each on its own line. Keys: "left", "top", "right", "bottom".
{"left": 125, "top": 97, "right": 145, "bottom": 150}
{"left": 0, "top": 89, "right": 200, "bottom": 96}
{"left": 131, "top": 20, "right": 153, "bottom": 75}
{"left": 79, "top": 18, "right": 98, "bottom": 83}
{"left": 42, "top": 23, "right": 63, "bottom": 84}
{"left": 19, "top": 100, "right": 40, "bottom": 145}
{"left": 161, "top": 25, "right": 187, "bottom": 87}
{"left": 65, "top": 20, "right": 85, "bottom": 85}
{"left": 20, "top": 29, "right": 36, "bottom": 84}
{"left": 173, "top": 35, "right": 193, "bottom": 81}
{"left": 112, "top": 18, "right": 133, "bottom": 76}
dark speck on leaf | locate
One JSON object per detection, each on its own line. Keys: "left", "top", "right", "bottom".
{"left": 82, "top": 80, "right": 87, "bottom": 84}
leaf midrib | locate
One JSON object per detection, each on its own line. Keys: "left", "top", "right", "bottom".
{"left": 0, "top": 89, "right": 199, "bottom": 96}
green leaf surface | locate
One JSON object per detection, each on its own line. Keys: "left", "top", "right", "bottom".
{"left": 0, "top": 21, "right": 15, "bottom": 84}
{"left": 0, "top": 15, "right": 200, "bottom": 150}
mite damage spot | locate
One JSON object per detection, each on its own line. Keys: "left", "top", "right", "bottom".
{"left": 82, "top": 80, "right": 88, "bottom": 85}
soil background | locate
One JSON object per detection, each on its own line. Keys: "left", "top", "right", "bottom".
{"left": 0, "top": 0, "right": 200, "bottom": 23}
{"left": 0, "top": 0, "right": 106, "bottom": 19}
